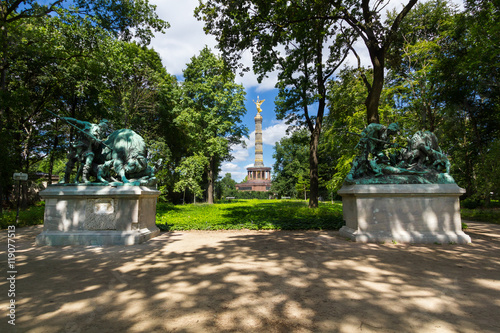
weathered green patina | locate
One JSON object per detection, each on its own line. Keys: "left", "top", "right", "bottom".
{"left": 57, "top": 116, "right": 156, "bottom": 186}
{"left": 345, "top": 123, "right": 455, "bottom": 185}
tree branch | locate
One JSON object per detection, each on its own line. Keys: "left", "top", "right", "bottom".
{"left": 348, "top": 44, "right": 372, "bottom": 91}
{"left": 385, "top": 0, "right": 419, "bottom": 51}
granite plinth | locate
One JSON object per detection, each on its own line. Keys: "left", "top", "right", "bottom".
{"left": 36, "top": 185, "right": 160, "bottom": 246}
{"left": 338, "top": 184, "right": 471, "bottom": 244}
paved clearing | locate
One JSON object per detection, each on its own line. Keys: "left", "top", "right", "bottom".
{"left": 1, "top": 222, "right": 499, "bottom": 332}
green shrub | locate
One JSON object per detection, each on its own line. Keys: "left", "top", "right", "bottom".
{"left": 232, "top": 191, "right": 273, "bottom": 200}
{"left": 461, "top": 198, "right": 484, "bottom": 209}
{"left": 0, "top": 201, "right": 45, "bottom": 229}
{"left": 461, "top": 208, "right": 500, "bottom": 224}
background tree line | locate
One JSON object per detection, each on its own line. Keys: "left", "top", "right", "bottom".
{"left": 0, "top": 0, "right": 246, "bottom": 208}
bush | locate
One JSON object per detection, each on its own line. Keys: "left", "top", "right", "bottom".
{"left": 461, "top": 207, "right": 500, "bottom": 224}
{"left": 461, "top": 198, "right": 484, "bottom": 209}
{"left": 231, "top": 191, "right": 273, "bottom": 200}
{"left": 0, "top": 201, "right": 45, "bottom": 229}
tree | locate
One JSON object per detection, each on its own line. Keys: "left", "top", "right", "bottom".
{"left": 1, "top": 0, "right": 168, "bottom": 116}
{"left": 323, "top": 67, "right": 372, "bottom": 193}
{"left": 272, "top": 128, "right": 309, "bottom": 198}
{"left": 174, "top": 154, "right": 207, "bottom": 204}
{"left": 0, "top": 12, "right": 110, "bottom": 207}
{"left": 386, "top": 0, "right": 458, "bottom": 132}
{"left": 336, "top": 0, "right": 419, "bottom": 124}
{"left": 195, "top": 0, "right": 419, "bottom": 125}
{"left": 295, "top": 174, "right": 310, "bottom": 201}
{"left": 433, "top": 0, "right": 500, "bottom": 201}
{"left": 102, "top": 40, "right": 172, "bottom": 130}
{"left": 383, "top": 0, "right": 500, "bottom": 202}
{"left": 176, "top": 47, "right": 247, "bottom": 204}
{"left": 217, "top": 173, "right": 237, "bottom": 199}
{"left": 0, "top": 1, "right": 169, "bottom": 207}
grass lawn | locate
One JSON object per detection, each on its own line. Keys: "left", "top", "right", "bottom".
{"left": 156, "top": 199, "right": 344, "bottom": 231}
{"left": 461, "top": 199, "right": 500, "bottom": 225}
{"left": 1, "top": 198, "right": 499, "bottom": 230}
{"left": 461, "top": 208, "right": 500, "bottom": 224}
{"left": 0, "top": 202, "right": 45, "bottom": 229}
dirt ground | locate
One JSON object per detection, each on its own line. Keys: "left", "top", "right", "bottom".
{"left": 1, "top": 222, "right": 499, "bottom": 333}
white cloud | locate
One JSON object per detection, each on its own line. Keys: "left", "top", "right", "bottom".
{"left": 246, "top": 132, "right": 255, "bottom": 149}
{"left": 150, "top": 0, "right": 218, "bottom": 76}
{"left": 230, "top": 141, "right": 251, "bottom": 162}
{"left": 262, "top": 120, "right": 289, "bottom": 146}
{"left": 229, "top": 119, "right": 288, "bottom": 160}
{"left": 219, "top": 162, "right": 249, "bottom": 181}
{"left": 150, "top": 0, "right": 274, "bottom": 89}
{"left": 232, "top": 51, "right": 279, "bottom": 90}
{"left": 221, "top": 162, "right": 240, "bottom": 171}
{"left": 234, "top": 70, "right": 278, "bottom": 91}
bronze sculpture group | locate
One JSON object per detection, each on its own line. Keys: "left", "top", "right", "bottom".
{"left": 58, "top": 116, "right": 155, "bottom": 186}
{"left": 346, "top": 123, "right": 455, "bottom": 184}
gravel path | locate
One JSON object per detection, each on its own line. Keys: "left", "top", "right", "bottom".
{"left": 1, "top": 222, "right": 499, "bottom": 332}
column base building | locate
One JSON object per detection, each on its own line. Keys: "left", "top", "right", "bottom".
{"left": 236, "top": 97, "right": 272, "bottom": 192}
{"left": 236, "top": 166, "right": 272, "bottom": 192}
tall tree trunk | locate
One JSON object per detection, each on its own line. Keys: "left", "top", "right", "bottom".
{"left": 307, "top": 37, "right": 327, "bottom": 209}
{"left": 206, "top": 156, "right": 215, "bottom": 204}
{"left": 308, "top": 126, "right": 320, "bottom": 208}
{"left": 358, "top": 0, "right": 417, "bottom": 125}
{"left": 0, "top": 14, "right": 8, "bottom": 119}
{"left": 0, "top": 179, "right": 3, "bottom": 213}
{"left": 365, "top": 50, "right": 384, "bottom": 124}
{"left": 48, "top": 122, "right": 59, "bottom": 185}
{"left": 20, "top": 125, "right": 32, "bottom": 209}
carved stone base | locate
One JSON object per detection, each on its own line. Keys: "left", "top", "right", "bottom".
{"left": 36, "top": 185, "right": 160, "bottom": 246}
{"left": 338, "top": 184, "right": 471, "bottom": 244}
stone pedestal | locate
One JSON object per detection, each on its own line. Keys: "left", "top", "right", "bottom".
{"left": 338, "top": 184, "right": 471, "bottom": 244}
{"left": 36, "top": 185, "right": 160, "bottom": 246}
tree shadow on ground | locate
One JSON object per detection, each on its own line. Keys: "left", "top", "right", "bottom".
{"left": 0, "top": 222, "right": 499, "bottom": 332}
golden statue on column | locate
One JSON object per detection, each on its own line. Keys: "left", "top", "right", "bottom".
{"left": 253, "top": 96, "right": 265, "bottom": 113}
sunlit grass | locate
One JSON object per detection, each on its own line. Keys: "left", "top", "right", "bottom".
{"left": 155, "top": 199, "right": 344, "bottom": 231}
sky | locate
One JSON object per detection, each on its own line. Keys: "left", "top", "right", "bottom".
{"left": 148, "top": 0, "right": 463, "bottom": 182}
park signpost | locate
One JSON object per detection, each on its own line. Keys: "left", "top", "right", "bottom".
{"left": 12, "top": 173, "right": 28, "bottom": 225}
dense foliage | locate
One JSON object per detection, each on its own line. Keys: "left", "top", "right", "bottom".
{"left": 0, "top": 1, "right": 247, "bottom": 208}
{"left": 0, "top": 0, "right": 170, "bottom": 206}
{"left": 195, "top": 0, "right": 421, "bottom": 207}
